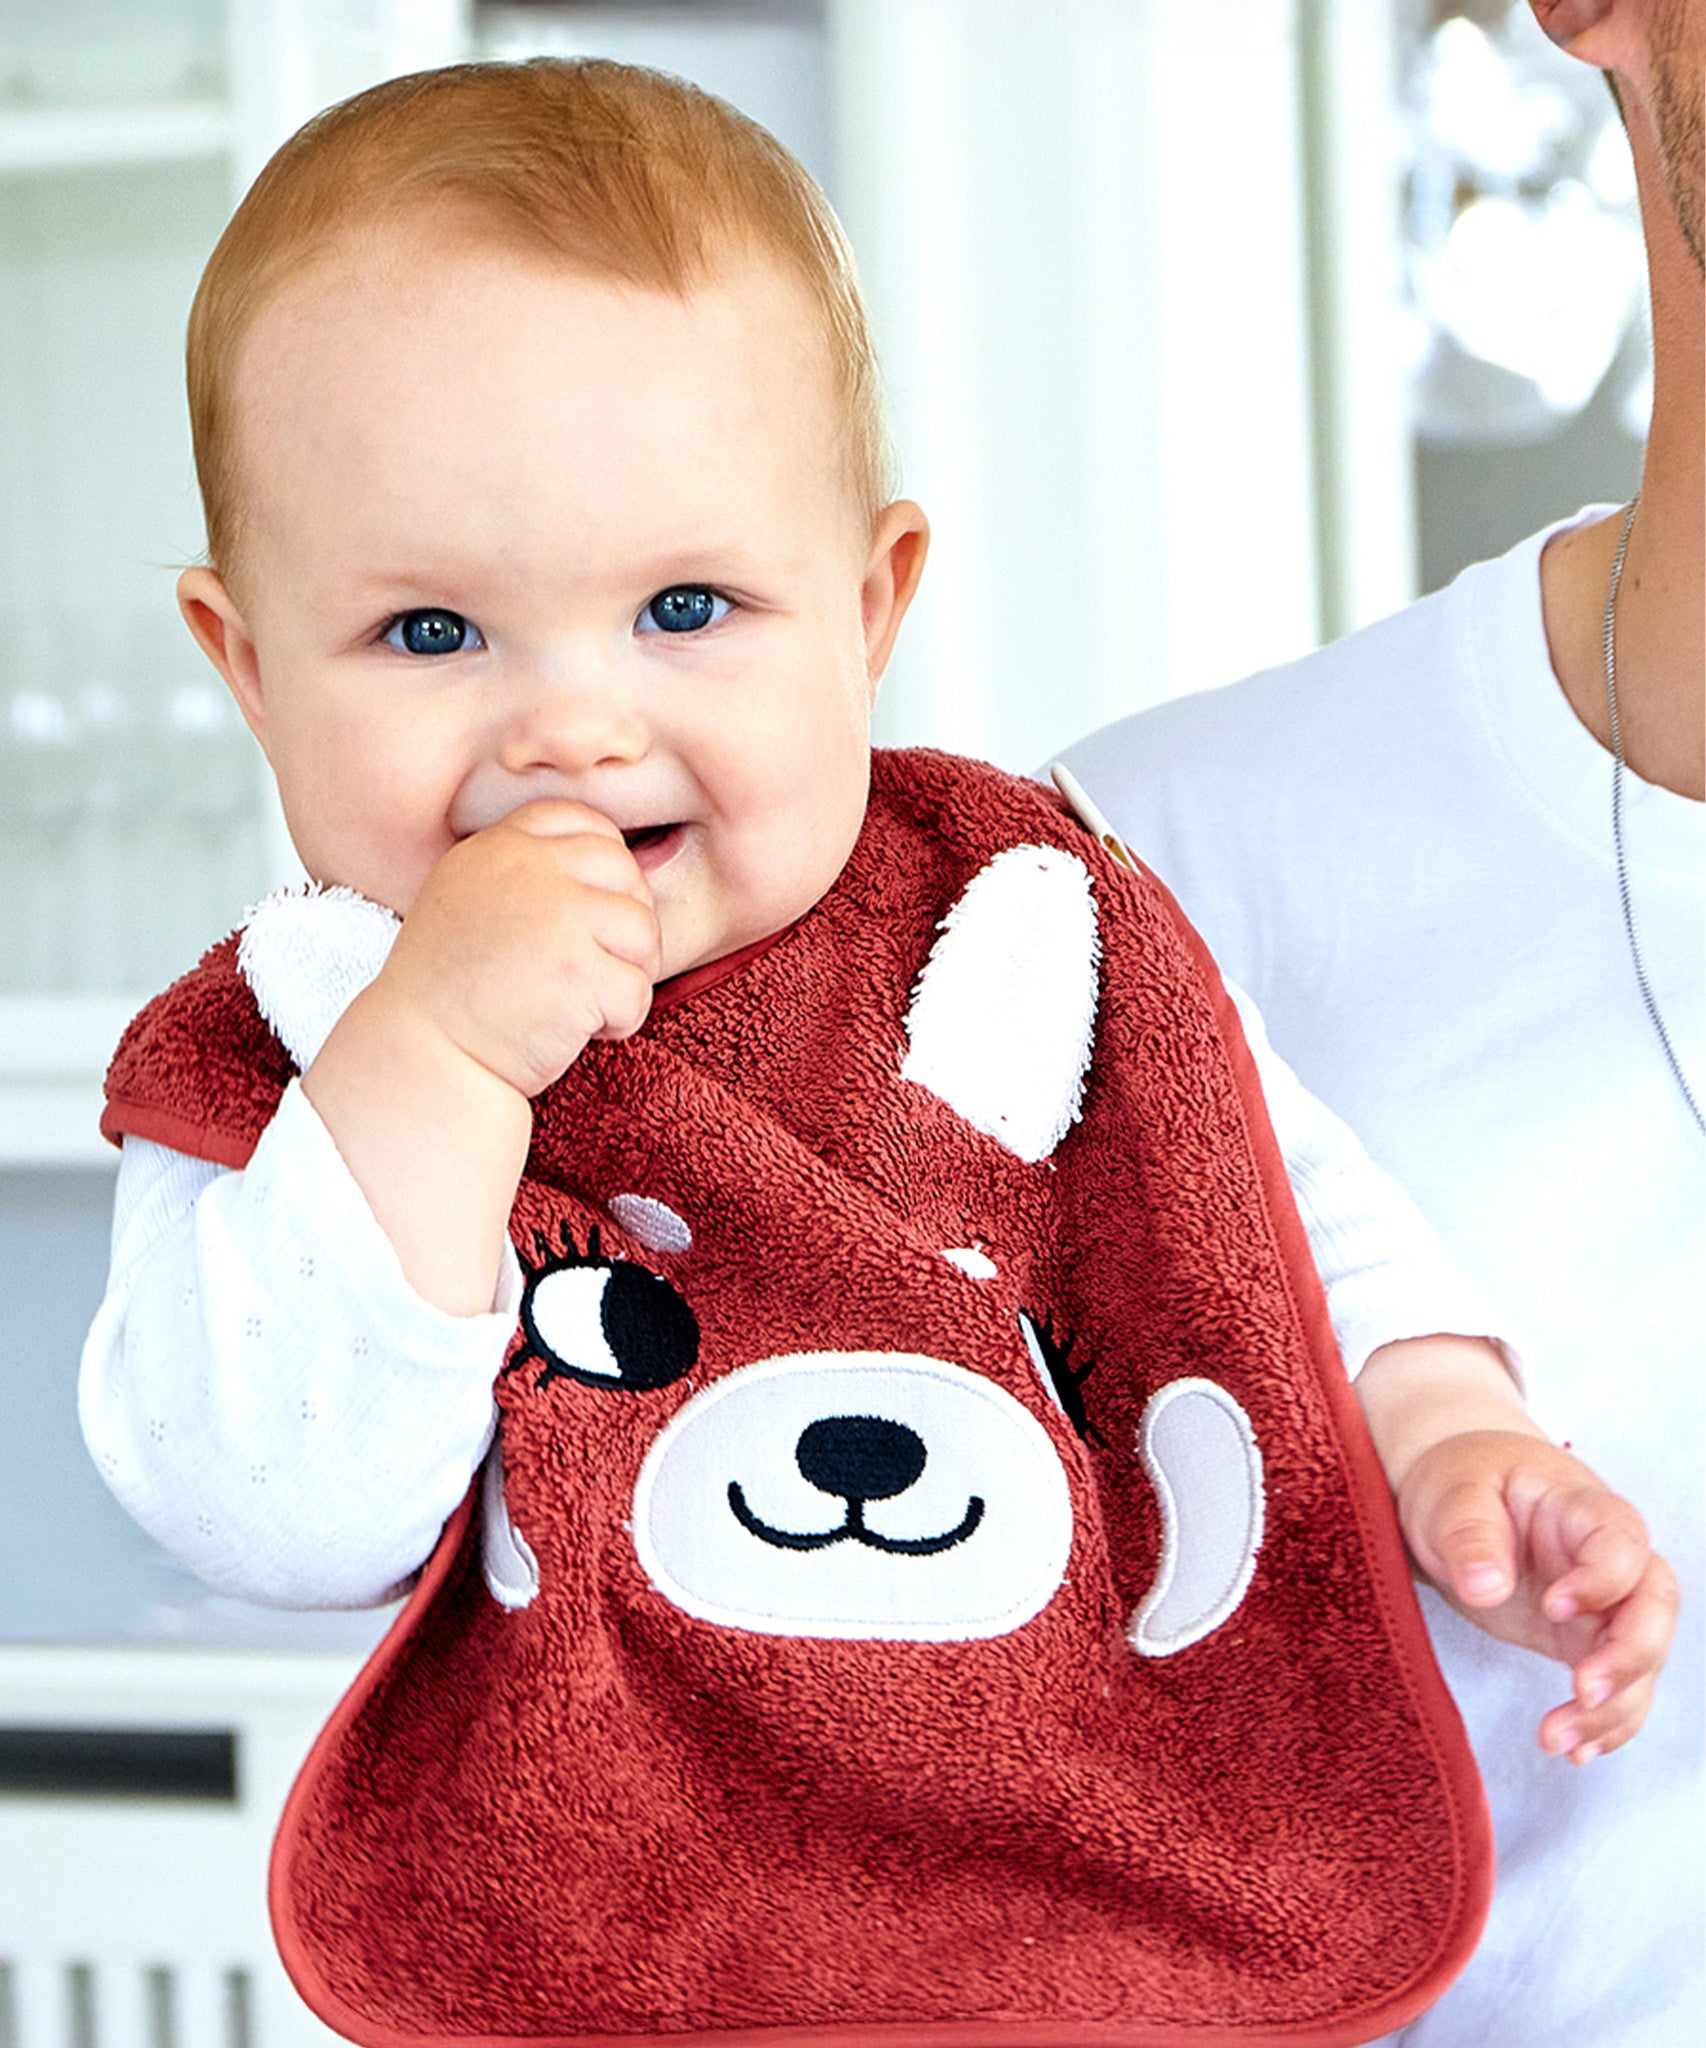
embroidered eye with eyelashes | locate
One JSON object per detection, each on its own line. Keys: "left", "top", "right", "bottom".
{"left": 512, "top": 1224, "right": 699, "bottom": 1395}
{"left": 1020, "top": 1312, "right": 1102, "bottom": 1447}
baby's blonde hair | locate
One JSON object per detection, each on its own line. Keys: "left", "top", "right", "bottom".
{"left": 187, "top": 58, "right": 895, "bottom": 578}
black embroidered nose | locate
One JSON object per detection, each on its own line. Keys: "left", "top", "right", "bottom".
{"left": 795, "top": 1416, "right": 927, "bottom": 1502}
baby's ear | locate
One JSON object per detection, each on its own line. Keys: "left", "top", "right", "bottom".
{"left": 178, "top": 565, "right": 268, "bottom": 748}
{"left": 861, "top": 500, "right": 930, "bottom": 689}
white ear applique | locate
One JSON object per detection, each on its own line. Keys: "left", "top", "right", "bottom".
{"left": 237, "top": 884, "right": 401, "bottom": 1071}
{"left": 1130, "top": 1378, "right": 1264, "bottom": 1656}
{"left": 901, "top": 844, "right": 1099, "bottom": 1164}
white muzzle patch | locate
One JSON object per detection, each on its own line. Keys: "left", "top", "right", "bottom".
{"left": 631, "top": 1353, "right": 1074, "bottom": 1642}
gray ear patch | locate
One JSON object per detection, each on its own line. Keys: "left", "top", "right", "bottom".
{"left": 1130, "top": 1378, "right": 1264, "bottom": 1656}
{"left": 481, "top": 1436, "right": 540, "bottom": 1611}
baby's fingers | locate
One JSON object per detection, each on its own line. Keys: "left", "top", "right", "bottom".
{"left": 1541, "top": 1636, "right": 1667, "bottom": 1763}
{"left": 1547, "top": 1551, "right": 1680, "bottom": 1760}
{"left": 1534, "top": 1490, "right": 1656, "bottom": 1623}
{"left": 1538, "top": 1671, "right": 1658, "bottom": 1765}
{"left": 1407, "top": 1470, "right": 1520, "bottom": 1608}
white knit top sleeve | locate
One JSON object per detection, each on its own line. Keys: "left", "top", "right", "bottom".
{"left": 1225, "top": 981, "right": 1510, "bottom": 1377}
{"left": 78, "top": 1078, "right": 517, "bottom": 1609}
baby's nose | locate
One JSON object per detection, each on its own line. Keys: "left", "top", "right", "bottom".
{"left": 497, "top": 665, "right": 649, "bottom": 777}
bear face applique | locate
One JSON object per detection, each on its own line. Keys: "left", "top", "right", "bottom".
{"left": 482, "top": 839, "right": 1262, "bottom": 1669}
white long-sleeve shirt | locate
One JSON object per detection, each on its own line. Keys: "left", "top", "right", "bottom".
{"left": 79, "top": 978, "right": 1506, "bottom": 1613}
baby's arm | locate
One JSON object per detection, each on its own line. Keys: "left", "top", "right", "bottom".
{"left": 1228, "top": 983, "right": 1501, "bottom": 1377}
{"left": 79, "top": 1089, "right": 514, "bottom": 1606}
{"left": 1356, "top": 1337, "right": 1678, "bottom": 1765}
{"left": 81, "top": 796, "right": 659, "bottom": 1604}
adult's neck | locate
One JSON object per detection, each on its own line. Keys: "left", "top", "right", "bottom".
{"left": 1538, "top": 105, "right": 1704, "bottom": 802}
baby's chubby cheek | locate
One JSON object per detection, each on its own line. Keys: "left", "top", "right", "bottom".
{"left": 287, "top": 806, "right": 506, "bottom": 926}
{"left": 270, "top": 800, "right": 435, "bottom": 923}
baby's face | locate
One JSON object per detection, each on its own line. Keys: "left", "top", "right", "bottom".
{"left": 207, "top": 225, "right": 919, "bottom": 981}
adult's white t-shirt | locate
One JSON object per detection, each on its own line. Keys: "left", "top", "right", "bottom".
{"left": 1055, "top": 510, "right": 1704, "bottom": 2048}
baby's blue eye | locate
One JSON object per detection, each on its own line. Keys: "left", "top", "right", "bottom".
{"left": 385, "top": 609, "right": 483, "bottom": 656}
{"left": 639, "top": 587, "right": 729, "bottom": 635}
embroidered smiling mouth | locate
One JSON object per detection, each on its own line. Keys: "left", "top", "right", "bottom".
{"left": 727, "top": 1482, "right": 985, "bottom": 1555}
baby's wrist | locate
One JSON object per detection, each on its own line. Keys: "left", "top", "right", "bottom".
{"left": 1357, "top": 1334, "right": 1540, "bottom": 1497}
{"left": 309, "top": 976, "right": 534, "bottom": 1132}
{"left": 364, "top": 959, "right": 557, "bottom": 1105}
{"left": 301, "top": 977, "right": 534, "bottom": 1316}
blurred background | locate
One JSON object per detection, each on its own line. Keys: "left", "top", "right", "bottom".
{"left": 0, "top": 0, "right": 1648, "bottom": 2040}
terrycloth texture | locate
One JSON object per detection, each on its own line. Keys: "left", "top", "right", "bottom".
{"left": 103, "top": 751, "right": 1490, "bottom": 2046}
{"left": 104, "top": 937, "right": 297, "bottom": 1167}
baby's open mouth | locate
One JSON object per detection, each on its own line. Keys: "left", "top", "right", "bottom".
{"left": 621, "top": 823, "right": 685, "bottom": 869}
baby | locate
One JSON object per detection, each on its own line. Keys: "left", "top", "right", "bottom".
{"left": 81, "top": 57, "right": 1673, "bottom": 2047}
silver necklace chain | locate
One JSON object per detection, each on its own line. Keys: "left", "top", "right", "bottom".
{"left": 1603, "top": 496, "right": 1704, "bottom": 1136}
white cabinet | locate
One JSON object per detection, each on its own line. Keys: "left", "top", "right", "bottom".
{"left": 0, "top": 1644, "right": 366, "bottom": 2048}
{"left": 0, "top": 0, "right": 471, "bottom": 1166}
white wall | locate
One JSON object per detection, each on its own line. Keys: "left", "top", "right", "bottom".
{"left": 836, "top": 0, "right": 1324, "bottom": 773}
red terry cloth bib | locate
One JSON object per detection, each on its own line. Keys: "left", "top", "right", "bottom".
{"left": 103, "top": 751, "right": 1491, "bottom": 2048}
